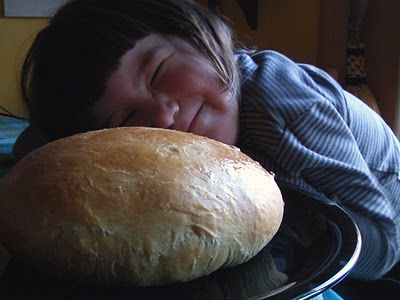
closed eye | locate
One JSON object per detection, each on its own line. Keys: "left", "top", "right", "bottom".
{"left": 150, "top": 59, "right": 166, "bottom": 87}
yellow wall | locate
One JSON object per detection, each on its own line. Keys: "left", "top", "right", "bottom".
{"left": 218, "top": 0, "right": 320, "bottom": 64}
{"left": 0, "top": 0, "right": 320, "bottom": 117}
{"left": 0, "top": 2, "right": 48, "bottom": 117}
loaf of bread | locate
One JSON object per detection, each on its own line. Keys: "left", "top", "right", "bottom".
{"left": 0, "top": 127, "right": 284, "bottom": 286}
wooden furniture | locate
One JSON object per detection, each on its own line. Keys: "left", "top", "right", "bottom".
{"left": 318, "top": 0, "right": 400, "bottom": 133}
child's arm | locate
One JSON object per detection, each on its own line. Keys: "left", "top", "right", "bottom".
{"left": 238, "top": 50, "right": 400, "bottom": 280}
{"left": 275, "top": 96, "right": 400, "bottom": 280}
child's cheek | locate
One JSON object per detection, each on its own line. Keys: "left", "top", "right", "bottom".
{"left": 157, "top": 68, "right": 202, "bottom": 96}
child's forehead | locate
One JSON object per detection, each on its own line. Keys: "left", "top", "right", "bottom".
{"left": 119, "top": 34, "right": 202, "bottom": 62}
{"left": 116, "top": 34, "right": 169, "bottom": 65}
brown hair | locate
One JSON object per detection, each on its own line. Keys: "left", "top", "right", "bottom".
{"left": 21, "top": 0, "right": 240, "bottom": 139}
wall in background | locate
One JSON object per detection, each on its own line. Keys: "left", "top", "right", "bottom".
{"left": 3, "top": 0, "right": 67, "bottom": 17}
{"left": 318, "top": 0, "right": 400, "bottom": 133}
{"left": 0, "top": 1, "right": 48, "bottom": 117}
{"left": 364, "top": 0, "right": 400, "bottom": 132}
{"left": 217, "top": 0, "right": 320, "bottom": 64}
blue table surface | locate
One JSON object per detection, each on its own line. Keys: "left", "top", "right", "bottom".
{"left": 0, "top": 116, "right": 29, "bottom": 155}
{"left": 0, "top": 116, "right": 29, "bottom": 179}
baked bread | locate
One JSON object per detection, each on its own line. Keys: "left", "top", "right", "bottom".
{"left": 0, "top": 127, "right": 284, "bottom": 286}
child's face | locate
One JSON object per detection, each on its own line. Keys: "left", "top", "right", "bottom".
{"left": 91, "top": 34, "right": 239, "bottom": 145}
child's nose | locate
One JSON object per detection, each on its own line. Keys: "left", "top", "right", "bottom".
{"left": 150, "top": 95, "right": 179, "bottom": 129}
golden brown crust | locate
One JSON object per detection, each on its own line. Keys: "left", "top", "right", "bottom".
{"left": 0, "top": 127, "right": 284, "bottom": 286}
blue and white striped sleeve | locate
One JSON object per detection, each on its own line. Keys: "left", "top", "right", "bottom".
{"left": 276, "top": 97, "right": 400, "bottom": 280}
{"left": 238, "top": 50, "right": 400, "bottom": 279}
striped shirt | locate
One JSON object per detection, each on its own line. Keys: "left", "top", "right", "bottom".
{"left": 235, "top": 50, "right": 400, "bottom": 280}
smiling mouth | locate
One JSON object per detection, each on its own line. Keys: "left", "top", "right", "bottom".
{"left": 188, "top": 104, "right": 204, "bottom": 133}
